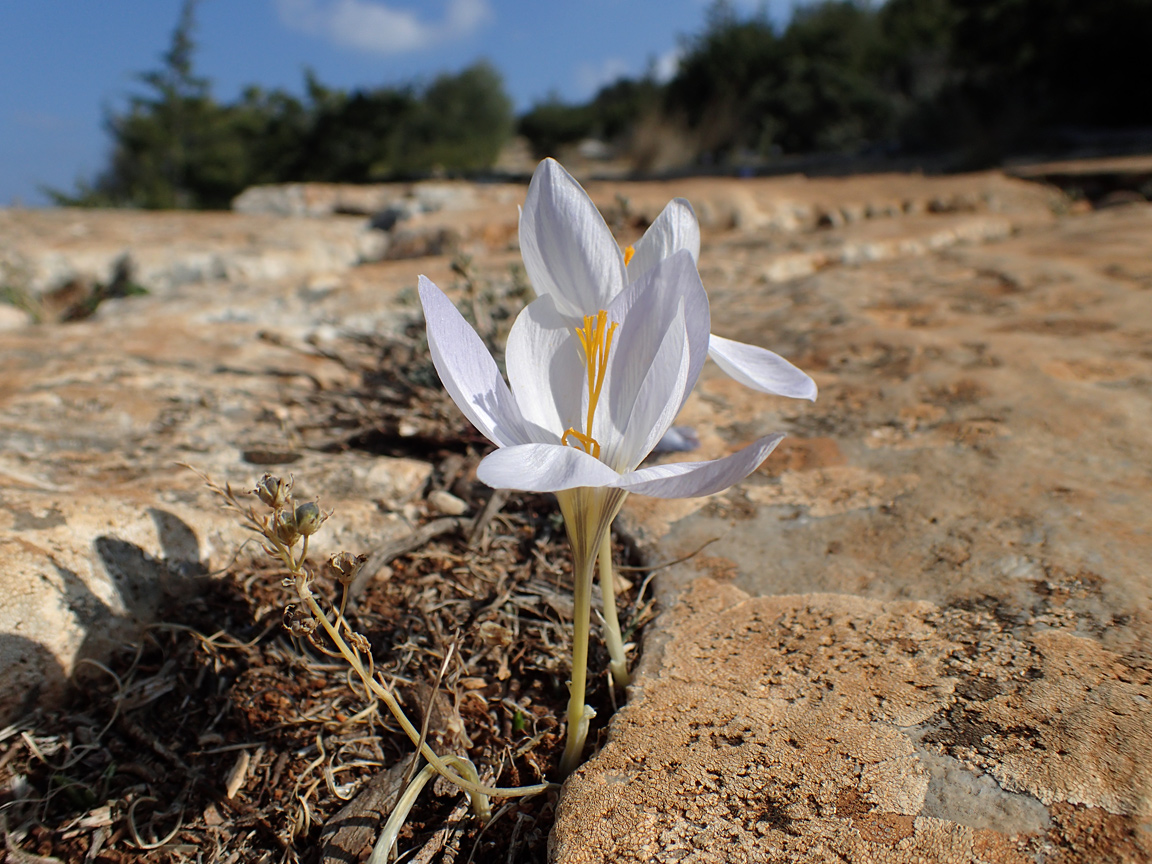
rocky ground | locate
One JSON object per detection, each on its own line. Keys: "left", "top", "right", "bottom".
{"left": 0, "top": 164, "right": 1149, "bottom": 862}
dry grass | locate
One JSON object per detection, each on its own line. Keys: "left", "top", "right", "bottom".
{"left": 0, "top": 482, "right": 645, "bottom": 862}
{"left": 0, "top": 281, "right": 649, "bottom": 862}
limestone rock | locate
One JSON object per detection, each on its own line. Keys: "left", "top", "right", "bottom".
{"left": 572, "top": 199, "right": 1152, "bottom": 862}
{"left": 551, "top": 581, "right": 1151, "bottom": 863}
{"left": 231, "top": 181, "right": 526, "bottom": 260}
{"left": 232, "top": 180, "right": 515, "bottom": 218}
{"left": 428, "top": 489, "right": 469, "bottom": 516}
{"left": 224, "top": 172, "right": 1059, "bottom": 270}
{"left": 0, "top": 230, "right": 443, "bottom": 724}
{"left": 1, "top": 166, "right": 1147, "bottom": 864}
{"left": 0, "top": 207, "right": 388, "bottom": 298}
{"left": 0, "top": 303, "right": 33, "bottom": 330}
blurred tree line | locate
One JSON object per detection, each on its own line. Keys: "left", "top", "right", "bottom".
{"left": 55, "top": 0, "right": 1152, "bottom": 209}
{"left": 52, "top": 0, "right": 513, "bottom": 209}
{"left": 524, "top": 0, "right": 1152, "bottom": 169}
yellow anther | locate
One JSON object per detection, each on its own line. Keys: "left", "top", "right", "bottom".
{"left": 562, "top": 310, "right": 618, "bottom": 460}
{"left": 562, "top": 428, "right": 600, "bottom": 460}
{"left": 623, "top": 245, "right": 636, "bottom": 267}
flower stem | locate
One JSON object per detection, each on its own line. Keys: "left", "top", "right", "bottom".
{"left": 597, "top": 530, "right": 631, "bottom": 688}
{"left": 295, "top": 576, "right": 550, "bottom": 801}
{"left": 555, "top": 486, "right": 626, "bottom": 777}
{"left": 201, "top": 473, "right": 556, "bottom": 802}
{"left": 369, "top": 755, "right": 489, "bottom": 864}
{"left": 559, "top": 542, "right": 596, "bottom": 776}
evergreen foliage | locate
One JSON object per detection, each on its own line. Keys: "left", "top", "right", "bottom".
{"left": 57, "top": 0, "right": 1152, "bottom": 209}
{"left": 523, "top": 0, "right": 1152, "bottom": 169}
{"left": 52, "top": 1, "right": 513, "bottom": 209}
{"left": 519, "top": 77, "right": 662, "bottom": 159}
{"left": 947, "top": 0, "right": 1152, "bottom": 154}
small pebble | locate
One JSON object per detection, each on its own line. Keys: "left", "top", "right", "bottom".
{"left": 428, "top": 489, "right": 469, "bottom": 515}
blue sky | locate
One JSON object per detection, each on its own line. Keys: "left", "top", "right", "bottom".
{"left": 1, "top": 0, "right": 810, "bottom": 206}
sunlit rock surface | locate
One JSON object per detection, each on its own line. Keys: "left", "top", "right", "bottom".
{"left": 0, "top": 228, "right": 449, "bottom": 717}
{"left": 0, "top": 208, "right": 389, "bottom": 297}
{"left": 560, "top": 199, "right": 1152, "bottom": 862}
{"left": 2, "top": 167, "right": 1149, "bottom": 862}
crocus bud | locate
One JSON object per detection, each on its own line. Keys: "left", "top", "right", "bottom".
{"left": 329, "top": 552, "right": 367, "bottom": 585}
{"left": 255, "top": 474, "right": 291, "bottom": 509}
{"left": 294, "top": 502, "right": 325, "bottom": 536}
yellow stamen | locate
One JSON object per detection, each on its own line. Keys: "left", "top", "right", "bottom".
{"left": 623, "top": 245, "right": 635, "bottom": 267}
{"left": 562, "top": 310, "right": 618, "bottom": 461}
{"left": 561, "top": 428, "right": 599, "bottom": 458}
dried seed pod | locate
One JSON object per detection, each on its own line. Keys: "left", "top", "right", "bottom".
{"left": 283, "top": 604, "right": 317, "bottom": 637}
{"left": 328, "top": 552, "right": 368, "bottom": 585}
{"left": 273, "top": 510, "right": 301, "bottom": 547}
{"left": 294, "top": 502, "right": 326, "bottom": 537}
{"left": 254, "top": 474, "right": 291, "bottom": 509}
{"left": 347, "top": 632, "right": 371, "bottom": 654}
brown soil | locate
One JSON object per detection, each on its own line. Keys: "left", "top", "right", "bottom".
{"left": 2, "top": 492, "right": 640, "bottom": 863}
{"left": 0, "top": 314, "right": 646, "bottom": 863}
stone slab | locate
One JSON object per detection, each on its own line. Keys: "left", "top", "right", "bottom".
{"left": 0, "top": 242, "right": 444, "bottom": 721}
{"left": 0, "top": 207, "right": 387, "bottom": 297}
{"left": 4, "top": 171, "right": 1147, "bottom": 863}
{"left": 557, "top": 204, "right": 1152, "bottom": 862}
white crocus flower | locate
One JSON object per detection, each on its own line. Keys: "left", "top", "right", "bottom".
{"left": 520, "top": 157, "right": 818, "bottom": 403}
{"left": 419, "top": 256, "right": 785, "bottom": 503}
{"left": 420, "top": 235, "right": 786, "bottom": 776}
{"left": 514, "top": 159, "right": 818, "bottom": 702}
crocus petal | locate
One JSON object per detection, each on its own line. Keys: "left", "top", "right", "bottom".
{"left": 477, "top": 443, "right": 622, "bottom": 492}
{"left": 602, "top": 299, "right": 691, "bottom": 473}
{"left": 616, "top": 432, "right": 785, "bottom": 498}
{"left": 504, "top": 294, "right": 583, "bottom": 440}
{"left": 708, "top": 334, "right": 818, "bottom": 401}
{"left": 519, "top": 158, "right": 626, "bottom": 318}
{"left": 626, "top": 198, "right": 701, "bottom": 282}
{"left": 605, "top": 249, "right": 711, "bottom": 425}
{"left": 418, "top": 276, "right": 533, "bottom": 448}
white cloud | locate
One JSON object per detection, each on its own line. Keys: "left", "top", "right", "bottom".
{"left": 276, "top": 0, "right": 491, "bottom": 55}
{"left": 575, "top": 57, "right": 633, "bottom": 99}
{"left": 571, "top": 46, "right": 680, "bottom": 101}
{"left": 652, "top": 47, "right": 683, "bottom": 84}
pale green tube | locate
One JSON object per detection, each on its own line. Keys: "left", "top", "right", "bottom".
{"left": 597, "top": 530, "right": 631, "bottom": 688}
{"left": 559, "top": 539, "right": 596, "bottom": 776}
{"left": 555, "top": 486, "right": 627, "bottom": 777}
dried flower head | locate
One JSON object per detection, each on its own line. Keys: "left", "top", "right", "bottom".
{"left": 255, "top": 473, "right": 292, "bottom": 509}
{"left": 329, "top": 551, "right": 368, "bottom": 585}
{"left": 347, "top": 632, "right": 371, "bottom": 654}
{"left": 273, "top": 509, "right": 301, "bottom": 547}
{"left": 294, "top": 501, "right": 327, "bottom": 537}
{"left": 283, "top": 604, "right": 317, "bottom": 637}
